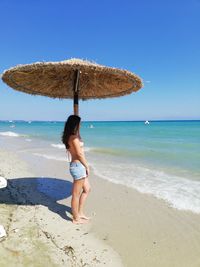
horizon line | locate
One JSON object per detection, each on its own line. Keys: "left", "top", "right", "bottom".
{"left": 0, "top": 119, "right": 200, "bottom": 122}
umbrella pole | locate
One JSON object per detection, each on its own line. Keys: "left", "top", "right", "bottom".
{"left": 73, "top": 70, "right": 80, "bottom": 115}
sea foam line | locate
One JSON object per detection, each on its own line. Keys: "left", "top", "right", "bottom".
{"left": 90, "top": 161, "right": 200, "bottom": 214}
{"left": 33, "top": 153, "right": 66, "bottom": 162}
{"left": 51, "top": 143, "right": 92, "bottom": 152}
{"left": 0, "top": 131, "right": 26, "bottom": 137}
{"left": 51, "top": 143, "right": 65, "bottom": 149}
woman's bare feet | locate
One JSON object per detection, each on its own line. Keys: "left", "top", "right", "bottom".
{"left": 79, "top": 214, "right": 91, "bottom": 220}
{"left": 72, "top": 218, "right": 89, "bottom": 224}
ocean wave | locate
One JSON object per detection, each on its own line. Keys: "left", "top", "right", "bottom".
{"left": 0, "top": 131, "right": 23, "bottom": 137}
{"left": 84, "top": 146, "right": 92, "bottom": 152}
{"left": 91, "top": 161, "right": 200, "bottom": 214}
{"left": 33, "top": 153, "right": 66, "bottom": 162}
{"left": 25, "top": 139, "right": 32, "bottom": 142}
{"left": 51, "top": 143, "right": 65, "bottom": 149}
{"left": 51, "top": 143, "right": 92, "bottom": 152}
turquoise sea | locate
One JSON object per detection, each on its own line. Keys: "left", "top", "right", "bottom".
{"left": 0, "top": 120, "right": 200, "bottom": 213}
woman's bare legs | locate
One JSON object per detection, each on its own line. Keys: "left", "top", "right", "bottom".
{"left": 71, "top": 178, "right": 88, "bottom": 224}
{"left": 78, "top": 178, "right": 91, "bottom": 220}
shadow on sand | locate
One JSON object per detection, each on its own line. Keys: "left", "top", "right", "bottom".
{"left": 0, "top": 177, "right": 73, "bottom": 221}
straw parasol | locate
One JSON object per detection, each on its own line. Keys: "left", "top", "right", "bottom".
{"left": 1, "top": 58, "right": 143, "bottom": 115}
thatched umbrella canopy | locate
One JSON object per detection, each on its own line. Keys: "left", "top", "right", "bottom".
{"left": 1, "top": 58, "right": 143, "bottom": 115}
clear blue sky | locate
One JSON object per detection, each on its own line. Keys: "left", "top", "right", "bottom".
{"left": 0, "top": 0, "right": 199, "bottom": 121}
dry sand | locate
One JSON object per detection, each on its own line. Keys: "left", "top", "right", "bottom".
{"left": 0, "top": 149, "right": 123, "bottom": 267}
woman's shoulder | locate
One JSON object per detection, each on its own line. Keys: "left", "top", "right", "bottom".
{"left": 69, "top": 134, "right": 79, "bottom": 143}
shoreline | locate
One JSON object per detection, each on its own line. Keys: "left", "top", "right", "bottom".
{"left": 1, "top": 121, "right": 200, "bottom": 217}
{"left": 1, "top": 142, "right": 200, "bottom": 266}
{"left": 87, "top": 175, "right": 200, "bottom": 267}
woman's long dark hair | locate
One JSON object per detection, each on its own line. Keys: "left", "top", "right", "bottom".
{"left": 62, "top": 115, "right": 81, "bottom": 149}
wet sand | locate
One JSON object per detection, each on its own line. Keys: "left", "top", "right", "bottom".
{"left": 87, "top": 176, "right": 200, "bottom": 267}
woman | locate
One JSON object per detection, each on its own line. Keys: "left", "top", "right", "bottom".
{"left": 62, "top": 115, "right": 91, "bottom": 224}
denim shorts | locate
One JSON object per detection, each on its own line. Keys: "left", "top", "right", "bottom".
{"left": 69, "top": 161, "right": 87, "bottom": 180}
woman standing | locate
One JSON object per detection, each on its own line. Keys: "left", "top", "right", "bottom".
{"left": 62, "top": 115, "right": 91, "bottom": 224}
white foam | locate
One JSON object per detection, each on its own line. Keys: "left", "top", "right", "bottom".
{"left": 51, "top": 143, "right": 92, "bottom": 152}
{"left": 91, "top": 161, "right": 200, "bottom": 214}
{"left": 25, "top": 139, "right": 32, "bottom": 142}
{"left": 84, "top": 146, "right": 92, "bottom": 152}
{"left": 51, "top": 143, "right": 65, "bottom": 149}
{"left": 0, "top": 131, "right": 21, "bottom": 137}
{"left": 33, "top": 153, "right": 66, "bottom": 162}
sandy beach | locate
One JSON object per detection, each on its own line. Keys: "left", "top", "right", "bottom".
{"left": 0, "top": 148, "right": 123, "bottom": 267}
{"left": 1, "top": 138, "right": 200, "bottom": 267}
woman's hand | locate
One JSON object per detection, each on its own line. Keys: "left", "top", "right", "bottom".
{"left": 86, "top": 166, "right": 90, "bottom": 177}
